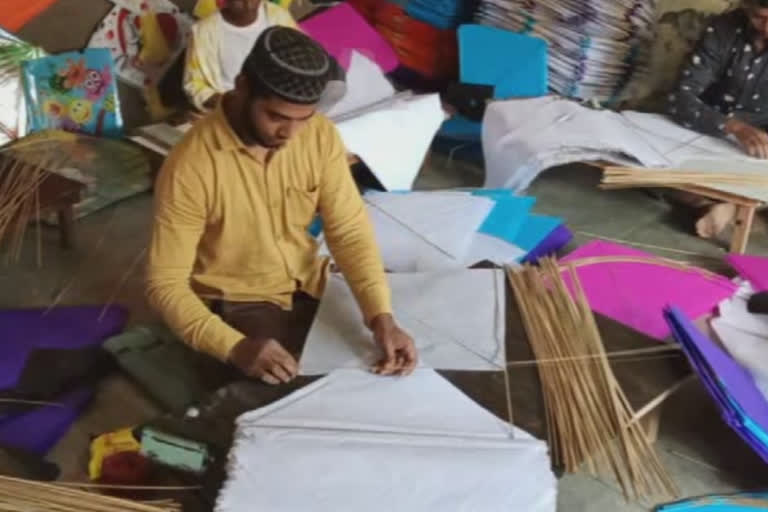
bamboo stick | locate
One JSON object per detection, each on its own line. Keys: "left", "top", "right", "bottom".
{"left": 506, "top": 260, "right": 679, "bottom": 502}
{"left": 0, "top": 476, "right": 180, "bottom": 512}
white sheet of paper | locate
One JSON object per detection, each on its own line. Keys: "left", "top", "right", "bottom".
{"left": 464, "top": 232, "right": 527, "bottom": 267}
{"left": 216, "top": 369, "right": 557, "bottom": 512}
{"left": 712, "top": 319, "right": 768, "bottom": 400}
{"left": 335, "top": 94, "right": 445, "bottom": 191}
{"left": 482, "top": 97, "right": 768, "bottom": 201}
{"left": 482, "top": 97, "right": 668, "bottom": 191}
{"left": 365, "top": 191, "right": 495, "bottom": 260}
{"left": 318, "top": 196, "right": 522, "bottom": 271}
{"left": 300, "top": 270, "right": 506, "bottom": 374}
{"left": 712, "top": 281, "right": 768, "bottom": 401}
{"left": 325, "top": 51, "right": 395, "bottom": 119}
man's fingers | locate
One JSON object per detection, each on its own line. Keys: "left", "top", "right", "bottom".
{"left": 373, "top": 355, "right": 397, "bottom": 375}
{"left": 269, "top": 363, "right": 293, "bottom": 383}
{"left": 261, "top": 373, "right": 280, "bottom": 385}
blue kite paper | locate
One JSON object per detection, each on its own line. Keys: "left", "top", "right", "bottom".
{"left": 657, "top": 491, "right": 768, "bottom": 511}
{"left": 665, "top": 307, "right": 768, "bottom": 464}
{"left": 459, "top": 24, "right": 548, "bottom": 99}
{"left": 514, "top": 214, "right": 564, "bottom": 253}
{"left": 23, "top": 48, "right": 124, "bottom": 137}
{"left": 472, "top": 190, "right": 535, "bottom": 243}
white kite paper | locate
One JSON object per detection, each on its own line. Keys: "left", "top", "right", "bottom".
{"left": 483, "top": 96, "right": 768, "bottom": 202}
{"left": 300, "top": 269, "right": 506, "bottom": 374}
{"left": 335, "top": 93, "right": 445, "bottom": 191}
{"left": 215, "top": 369, "right": 557, "bottom": 512}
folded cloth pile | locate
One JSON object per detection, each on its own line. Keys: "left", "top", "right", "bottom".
{"left": 475, "top": 0, "right": 655, "bottom": 103}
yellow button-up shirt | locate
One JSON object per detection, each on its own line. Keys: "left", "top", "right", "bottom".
{"left": 146, "top": 106, "right": 391, "bottom": 361}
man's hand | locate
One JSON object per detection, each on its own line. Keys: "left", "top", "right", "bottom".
{"left": 370, "top": 314, "right": 418, "bottom": 376}
{"left": 725, "top": 119, "right": 768, "bottom": 159}
{"left": 229, "top": 337, "right": 298, "bottom": 385}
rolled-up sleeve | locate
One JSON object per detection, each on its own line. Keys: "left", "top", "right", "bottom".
{"left": 317, "top": 125, "right": 391, "bottom": 324}
{"left": 146, "top": 155, "right": 244, "bottom": 362}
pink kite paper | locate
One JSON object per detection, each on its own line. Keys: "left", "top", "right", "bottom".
{"left": 561, "top": 241, "right": 737, "bottom": 340}
{"left": 727, "top": 254, "right": 768, "bottom": 292}
{"left": 299, "top": 3, "right": 399, "bottom": 73}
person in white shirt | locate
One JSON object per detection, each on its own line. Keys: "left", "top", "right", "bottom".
{"left": 184, "top": 0, "right": 297, "bottom": 111}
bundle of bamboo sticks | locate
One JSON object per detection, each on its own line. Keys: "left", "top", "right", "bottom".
{"left": 601, "top": 166, "right": 768, "bottom": 189}
{"left": 0, "top": 134, "right": 72, "bottom": 262}
{"left": 506, "top": 258, "right": 678, "bottom": 502}
{"left": 0, "top": 475, "right": 180, "bottom": 512}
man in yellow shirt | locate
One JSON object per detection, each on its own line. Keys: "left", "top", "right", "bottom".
{"left": 147, "top": 27, "right": 417, "bottom": 385}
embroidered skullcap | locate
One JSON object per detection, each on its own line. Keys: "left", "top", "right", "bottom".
{"left": 241, "top": 26, "right": 333, "bottom": 104}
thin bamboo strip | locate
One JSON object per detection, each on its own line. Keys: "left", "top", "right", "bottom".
{"left": 507, "top": 344, "right": 680, "bottom": 367}
{"left": 506, "top": 260, "right": 679, "bottom": 502}
{"left": 601, "top": 166, "right": 768, "bottom": 190}
{"left": 0, "top": 398, "right": 64, "bottom": 407}
{"left": 573, "top": 230, "right": 724, "bottom": 257}
{"left": 55, "top": 482, "right": 201, "bottom": 491}
{"left": 0, "top": 476, "right": 179, "bottom": 512}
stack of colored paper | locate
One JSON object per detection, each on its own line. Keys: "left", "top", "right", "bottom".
{"left": 665, "top": 307, "right": 768, "bottom": 463}
{"left": 405, "top": 0, "right": 474, "bottom": 30}
{"left": 373, "top": 3, "right": 459, "bottom": 80}
{"left": 475, "top": 0, "right": 655, "bottom": 103}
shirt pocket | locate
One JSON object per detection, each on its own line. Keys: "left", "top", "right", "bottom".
{"left": 286, "top": 185, "right": 319, "bottom": 229}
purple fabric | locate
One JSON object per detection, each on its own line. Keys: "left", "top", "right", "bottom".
{"left": 0, "top": 387, "right": 93, "bottom": 454}
{"left": 521, "top": 224, "right": 573, "bottom": 264}
{"left": 665, "top": 306, "right": 768, "bottom": 463}
{"left": 0, "top": 306, "right": 127, "bottom": 391}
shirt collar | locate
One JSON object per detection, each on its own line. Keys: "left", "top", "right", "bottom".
{"left": 210, "top": 103, "right": 271, "bottom": 163}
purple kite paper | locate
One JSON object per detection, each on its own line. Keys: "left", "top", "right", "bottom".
{"left": 300, "top": 3, "right": 399, "bottom": 73}
{"left": 665, "top": 307, "right": 768, "bottom": 463}
{"left": 727, "top": 254, "right": 768, "bottom": 292}
{"left": 561, "top": 241, "right": 737, "bottom": 340}
{"left": 0, "top": 305, "right": 127, "bottom": 391}
{"left": 0, "top": 305, "right": 126, "bottom": 454}
{"left": 0, "top": 388, "right": 93, "bottom": 454}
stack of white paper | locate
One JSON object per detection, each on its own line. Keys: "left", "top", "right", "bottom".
{"left": 712, "top": 281, "right": 768, "bottom": 401}
{"left": 215, "top": 369, "right": 557, "bottom": 512}
{"left": 300, "top": 270, "right": 506, "bottom": 374}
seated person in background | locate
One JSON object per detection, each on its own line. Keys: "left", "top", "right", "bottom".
{"left": 184, "top": 0, "right": 297, "bottom": 111}
{"left": 667, "top": 0, "right": 768, "bottom": 237}
{"left": 149, "top": 27, "right": 417, "bottom": 384}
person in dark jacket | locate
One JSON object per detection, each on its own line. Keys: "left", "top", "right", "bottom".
{"left": 667, "top": 0, "right": 768, "bottom": 237}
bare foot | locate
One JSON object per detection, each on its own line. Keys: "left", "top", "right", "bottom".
{"left": 696, "top": 203, "right": 737, "bottom": 239}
